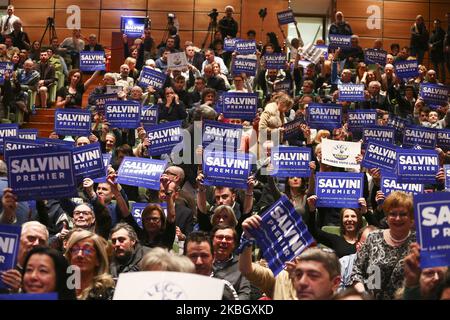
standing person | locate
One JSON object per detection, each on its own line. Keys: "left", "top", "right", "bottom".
{"left": 445, "top": 13, "right": 450, "bottom": 76}
{"left": 410, "top": 15, "right": 429, "bottom": 64}
{"left": 328, "top": 11, "right": 352, "bottom": 35}
{"left": 0, "top": 5, "right": 20, "bottom": 37}
{"left": 218, "top": 6, "right": 238, "bottom": 39}
{"left": 429, "top": 19, "right": 446, "bottom": 82}
{"left": 350, "top": 191, "right": 416, "bottom": 300}
{"left": 59, "top": 29, "right": 85, "bottom": 69}
{"left": 35, "top": 51, "right": 56, "bottom": 108}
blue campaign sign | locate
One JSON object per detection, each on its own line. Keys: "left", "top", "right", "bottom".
{"left": 146, "top": 120, "right": 183, "bottom": 156}
{"left": 235, "top": 40, "right": 257, "bottom": 55}
{"left": 420, "top": 83, "right": 450, "bottom": 106}
{"left": 388, "top": 115, "right": 411, "bottom": 143}
{"left": 338, "top": 84, "right": 365, "bottom": 102}
{"left": 17, "top": 129, "right": 38, "bottom": 140}
{"left": 224, "top": 38, "right": 239, "bottom": 52}
{"left": 92, "top": 93, "right": 117, "bottom": 116}
{"left": 248, "top": 195, "right": 314, "bottom": 276}
{"left": 277, "top": 10, "right": 296, "bottom": 25}
{"left": 362, "top": 126, "right": 395, "bottom": 145}
{"left": 93, "top": 153, "right": 112, "bottom": 183}
{"left": 0, "top": 123, "right": 18, "bottom": 154}
{"left": 364, "top": 49, "right": 387, "bottom": 66}
{"left": 0, "top": 62, "right": 14, "bottom": 85}
{"left": 202, "top": 120, "right": 243, "bottom": 153}
{"left": 0, "top": 293, "right": 58, "bottom": 300}
{"left": 307, "top": 103, "right": 342, "bottom": 130}
{"left": 3, "top": 138, "right": 45, "bottom": 162}
{"left": 436, "top": 129, "right": 450, "bottom": 151}
{"left": 72, "top": 142, "right": 105, "bottom": 182}
{"left": 348, "top": 109, "right": 377, "bottom": 132}
{"left": 138, "top": 67, "right": 166, "bottom": 90}
{"left": 328, "top": 34, "right": 352, "bottom": 49}
{"left": 315, "top": 172, "right": 364, "bottom": 208}
{"left": 283, "top": 117, "right": 305, "bottom": 140}
{"left": 381, "top": 174, "right": 424, "bottom": 196}
{"left": 117, "top": 157, "right": 167, "bottom": 190}
{"left": 394, "top": 59, "right": 418, "bottom": 79}
{"left": 231, "top": 56, "right": 257, "bottom": 76}
{"left": 131, "top": 202, "right": 167, "bottom": 228}
{"left": 222, "top": 92, "right": 258, "bottom": 121}
{"left": 444, "top": 164, "right": 450, "bottom": 190}
{"left": 36, "top": 138, "right": 74, "bottom": 150}
{"left": 54, "top": 108, "right": 91, "bottom": 136}
{"left": 264, "top": 53, "right": 287, "bottom": 70}
{"left": 0, "top": 224, "right": 21, "bottom": 289}
{"left": 7, "top": 147, "right": 77, "bottom": 201}
{"left": 396, "top": 148, "right": 439, "bottom": 184}
{"left": 403, "top": 125, "right": 437, "bottom": 149}
{"left": 121, "top": 17, "right": 146, "bottom": 36}
{"left": 79, "top": 51, "right": 105, "bottom": 71}
{"left": 273, "top": 79, "right": 293, "bottom": 94}
{"left": 106, "top": 100, "right": 141, "bottom": 129}
{"left": 202, "top": 151, "right": 253, "bottom": 189}
{"left": 414, "top": 192, "right": 450, "bottom": 268}
{"left": 362, "top": 140, "right": 397, "bottom": 172}
{"left": 271, "top": 146, "right": 311, "bottom": 178}
{"left": 141, "top": 105, "right": 159, "bottom": 127}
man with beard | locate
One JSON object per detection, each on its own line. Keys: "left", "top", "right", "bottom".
{"left": 109, "top": 223, "right": 149, "bottom": 280}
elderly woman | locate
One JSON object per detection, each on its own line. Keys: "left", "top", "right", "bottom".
{"left": 258, "top": 92, "right": 294, "bottom": 142}
{"left": 351, "top": 191, "right": 416, "bottom": 300}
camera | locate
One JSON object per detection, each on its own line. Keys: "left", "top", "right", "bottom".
{"left": 168, "top": 13, "right": 175, "bottom": 19}
{"left": 208, "top": 8, "right": 219, "bottom": 20}
{"left": 47, "top": 17, "right": 55, "bottom": 26}
{"left": 259, "top": 8, "right": 267, "bottom": 19}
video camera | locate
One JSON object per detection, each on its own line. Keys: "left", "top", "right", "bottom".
{"left": 47, "top": 17, "right": 55, "bottom": 26}
{"left": 168, "top": 13, "right": 175, "bottom": 23}
{"left": 259, "top": 8, "right": 267, "bottom": 19}
{"left": 208, "top": 8, "right": 219, "bottom": 21}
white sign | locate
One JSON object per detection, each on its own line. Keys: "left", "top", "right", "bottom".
{"left": 113, "top": 271, "right": 224, "bottom": 300}
{"left": 321, "top": 138, "right": 361, "bottom": 170}
{"left": 167, "top": 52, "right": 189, "bottom": 71}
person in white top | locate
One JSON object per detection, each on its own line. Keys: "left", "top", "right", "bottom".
{"left": 201, "top": 49, "right": 228, "bottom": 75}
{"left": 1, "top": 5, "right": 20, "bottom": 36}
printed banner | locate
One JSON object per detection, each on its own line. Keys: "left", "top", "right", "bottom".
{"left": 17, "top": 129, "right": 38, "bottom": 140}
{"left": 396, "top": 149, "right": 439, "bottom": 184}
{"left": 117, "top": 157, "right": 166, "bottom": 190}
{"left": 362, "top": 126, "right": 395, "bottom": 145}
{"left": 131, "top": 202, "right": 167, "bottom": 228}
{"left": 388, "top": 115, "right": 411, "bottom": 143}
{"left": 362, "top": 140, "right": 397, "bottom": 172}
{"left": 0, "top": 224, "right": 21, "bottom": 289}
{"left": 122, "top": 17, "right": 146, "bottom": 36}
{"left": 436, "top": 129, "right": 450, "bottom": 151}
{"left": 7, "top": 147, "right": 77, "bottom": 201}
{"left": 0, "top": 62, "right": 14, "bottom": 85}
{"left": 167, "top": 52, "right": 189, "bottom": 71}
{"left": 321, "top": 138, "right": 361, "bottom": 170}
{"left": 348, "top": 109, "right": 377, "bottom": 132}
{"left": 277, "top": 10, "right": 296, "bottom": 25}
{"left": 202, "top": 120, "right": 242, "bottom": 153}
{"left": 307, "top": 103, "right": 342, "bottom": 130}
{"left": 381, "top": 174, "right": 424, "bottom": 196}
{"left": 248, "top": 196, "right": 314, "bottom": 276}
{"left": 271, "top": 146, "right": 311, "bottom": 178}
{"left": 235, "top": 40, "right": 257, "bottom": 55}
{"left": 224, "top": 38, "right": 239, "bottom": 52}
{"left": 264, "top": 53, "right": 287, "bottom": 70}
{"left": 3, "top": 138, "right": 45, "bottom": 161}
{"left": 403, "top": 125, "right": 437, "bottom": 149}
{"left": 54, "top": 108, "right": 91, "bottom": 136}
{"left": 138, "top": 67, "right": 166, "bottom": 90}
{"left": 141, "top": 105, "right": 159, "bottom": 127}
{"left": 36, "top": 138, "right": 74, "bottom": 149}
{"left": 444, "top": 164, "right": 450, "bottom": 190}
{"left": 273, "top": 80, "right": 293, "bottom": 94}
{"left": 414, "top": 192, "right": 450, "bottom": 268}
{"left": 147, "top": 121, "right": 183, "bottom": 156}
{"left": 0, "top": 123, "right": 18, "bottom": 154}
{"left": 301, "top": 43, "right": 327, "bottom": 65}
{"left": 106, "top": 100, "right": 141, "bottom": 129}
{"left": 92, "top": 93, "right": 117, "bottom": 116}
{"left": 364, "top": 49, "right": 387, "bottom": 66}
{"left": 0, "top": 293, "right": 58, "bottom": 300}
{"left": 221, "top": 92, "right": 258, "bottom": 120}
{"left": 72, "top": 142, "right": 105, "bottom": 182}
{"left": 338, "top": 84, "right": 365, "bottom": 102}
{"left": 420, "top": 83, "right": 450, "bottom": 106}
{"left": 93, "top": 153, "right": 112, "bottom": 183}
{"left": 202, "top": 151, "right": 252, "bottom": 189}
{"left": 283, "top": 117, "right": 305, "bottom": 140}
{"left": 328, "top": 34, "right": 352, "bottom": 49}
{"left": 394, "top": 59, "right": 418, "bottom": 79}
{"left": 315, "top": 172, "right": 364, "bottom": 208}
{"left": 79, "top": 51, "right": 105, "bottom": 71}
{"left": 231, "top": 56, "right": 257, "bottom": 76}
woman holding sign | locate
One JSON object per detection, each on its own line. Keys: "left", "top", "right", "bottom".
{"left": 55, "top": 68, "right": 100, "bottom": 109}
{"left": 351, "top": 191, "right": 416, "bottom": 300}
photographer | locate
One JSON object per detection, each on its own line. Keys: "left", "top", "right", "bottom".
{"left": 218, "top": 6, "right": 238, "bottom": 39}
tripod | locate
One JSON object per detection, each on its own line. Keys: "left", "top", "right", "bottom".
{"left": 202, "top": 18, "right": 217, "bottom": 50}
{"left": 40, "top": 17, "right": 57, "bottom": 45}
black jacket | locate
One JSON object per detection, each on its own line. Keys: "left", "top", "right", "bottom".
{"left": 175, "top": 203, "right": 193, "bottom": 238}
{"left": 110, "top": 244, "right": 150, "bottom": 279}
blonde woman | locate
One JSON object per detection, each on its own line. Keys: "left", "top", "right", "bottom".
{"left": 65, "top": 229, "right": 115, "bottom": 300}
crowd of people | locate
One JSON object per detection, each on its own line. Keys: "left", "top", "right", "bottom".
{"left": 0, "top": 5, "right": 449, "bottom": 301}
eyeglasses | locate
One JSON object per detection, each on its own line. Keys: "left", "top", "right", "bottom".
{"left": 214, "top": 235, "right": 234, "bottom": 242}
{"left": 70, "top": 246, "right": 95, "bottom": 255}
{"left": 73, "top": 210, "right": 93, "bottom": 216}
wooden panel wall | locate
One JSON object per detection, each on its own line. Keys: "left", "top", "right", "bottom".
{"left": 11, "top": 0, "right": 289, "bottom": 50}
